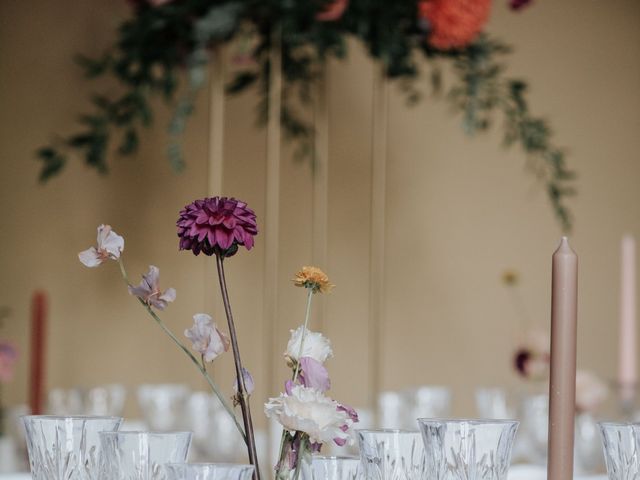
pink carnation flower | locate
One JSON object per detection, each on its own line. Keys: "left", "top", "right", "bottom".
{"left": 177, "top": 197, "right": 258, "bottom": 257}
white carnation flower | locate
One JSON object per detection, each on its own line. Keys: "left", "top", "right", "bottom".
{"left": 264, "top": 385, "right": 350, "bottom": 445}
{"left": 285, "top": 326, "right": 333, "bottom": 364}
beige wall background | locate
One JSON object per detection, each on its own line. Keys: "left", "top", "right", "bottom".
{"left": 1, "top": 0, "right": 639, "bottom": 427}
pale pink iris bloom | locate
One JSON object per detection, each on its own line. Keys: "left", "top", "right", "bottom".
{"left": 78, "top": 225, "right": 124, "bottom": 267}
{"left": 184, "top": 313, "right": 230, "bottom": 362}
{"left": 299, "top": 357, "right": 331, "bottom": 392}
{"left": 128, "top": 265, "right": 176, "bottom": 310}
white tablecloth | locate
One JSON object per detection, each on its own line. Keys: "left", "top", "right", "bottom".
{"left": 0, "top": 466, "right": 609, "bottom": 480}
{"left": 508, "top": 465, "right": 607, "bottom": 480}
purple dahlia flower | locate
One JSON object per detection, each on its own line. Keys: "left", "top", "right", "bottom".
{"left": 177, "top": 196, "right": 258, "bottom": 257}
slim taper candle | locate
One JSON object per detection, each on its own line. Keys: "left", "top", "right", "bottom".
{"left": 547, "top": 237, "right": 578, "bottom": 480}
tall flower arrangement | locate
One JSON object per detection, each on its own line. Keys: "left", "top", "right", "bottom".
{"left": 36, "top": 0, "right": 574, "bottom": 231}
{"left": 265, "top": 267, "right": 358, "bottom": 480}
{"left": 78, "top": 196, "right": 262, "bottom": 479}
{"left": 78, "top": 201, "right": 363, "bottom": 480}
{"left": 177, "top": 196, "right": 260, "bottom": 476}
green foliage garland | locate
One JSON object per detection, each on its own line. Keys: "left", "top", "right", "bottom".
{"left": 36, "top": 0, "right": 574, "bottom": 230}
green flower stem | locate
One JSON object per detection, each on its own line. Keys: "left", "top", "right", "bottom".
{"left": 275, "top": 288, "right": 313, "bottom": 479}
{"left": 116, "top": 257, "right": 246, "bottom": 443}
{"left": 292, "top": 434, "right": 309, "bottom": 480}
{"left": 292, "top": 288, "right": 314, "bottom": 382}
{"left": 507, "top": 285, "right": 533, "bottom": 328}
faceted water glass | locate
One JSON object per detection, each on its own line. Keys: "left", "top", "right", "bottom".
{"left": 49, "top": 385, "right": 127, "bottom": 416}
{"left": 357, "top": 429, "right": 425, "bottom": 480}
{"left": 303, "top": 456, "right": 360, "bottom": 480}
{"left": 163, "top": 463, "right": 255, "bottom": 480}
{"left": 575, "top": 413, "right": 603, "bottom": 474}
{"left": 378, "top": 387, "right": 451, "bottom": 430}
{"left": 85, "top": 384, "right": 127, "bottom": 416}
{"left": 378, "top": 392, "right": 405, "bottom": 429}
{"left": 137, "top": 384, "right": 190, "bottom": 432}
{"left": 184, "top": 392, "right": 244, "bottom": 462}
{"left": 599, "top": 422, "right": 640, "bottom": 480}
{"left": 517, "top": 393, "right": 548, "bottom": 465}
{"left": 22, "top": 415, "right": 123, "bottom": 480}
{"left": 418, "top": 418, "right": 519, "bottom": 480}
{"left": 474, "top": 388, "right": 517, "bottom": 420}
{"left": 406, "top": 386, "right": 451, "bottom": 427}
{"left": 100, "top": 431, "right": 192, "bottom": 480}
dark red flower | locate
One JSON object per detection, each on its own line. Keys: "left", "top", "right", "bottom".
{"left": 509, "top": 0, "right": 533, "bottom": 11}
{"left": 177, "top": 196, "right": 258, "bottom": 257}
{"left": 513, "top": 349, "right": 531, "bottom": 377}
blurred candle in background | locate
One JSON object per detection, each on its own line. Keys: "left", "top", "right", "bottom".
{"left": 29, "top": 291, "right": 47, "bottom": 415}
{"left": 619, "top": 234, "right": 637, "bottom": 406}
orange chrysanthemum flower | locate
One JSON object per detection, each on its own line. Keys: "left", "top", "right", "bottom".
{"left": 418, "top": 0, "right": 492, "bottom": 50}
{"left": 293, "top": 266, "right": 335, "bottom": 294}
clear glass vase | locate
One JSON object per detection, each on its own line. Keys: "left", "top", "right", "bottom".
{"left": 163, "top": 463, "right": 255, "bottom": 480}
{"left": 302, "top": 456, "right": 360, "bottom": 480}
{"left": 100, "top": 431, "right": 192, "bottom": 480}
{"left": 357, "top": 429, "right": 425, "bottom": 480}
{"left": 418, "top": 419, "right": 519, "bottom": 480}
{"left": 22, "top": 415, "right": 123, "bottom": 480}
{"left": 599, "top": 422, "right": 640, "bottom": 480}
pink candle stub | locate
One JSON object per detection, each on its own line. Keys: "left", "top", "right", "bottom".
{"left": 619, "top": 234, "right": 637, "bottom": 403}
{"left": 547, "top": 237, "right": 578, "bottom": 480}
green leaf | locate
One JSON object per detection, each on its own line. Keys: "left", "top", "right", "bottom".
{"left": 36, "top": 147, "right": 67, "bottom": 182}
{"left": 118, "top": 128, "right": 138, "bottom": 155}
{"left": 226, "top": 72, "right": 259, "bottom": 94}
{"left": 74, "top": 52, "right": 112, "bottom": 78}
{"left": 194, "top": 2, "right": 244, "bottom": 44}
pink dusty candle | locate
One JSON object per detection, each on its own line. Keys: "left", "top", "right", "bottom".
{"left": 619, "top": 234, "right": 637, "bottom": 404}
{"left": 547, "top": 237, "right": 578, "bottom": 480}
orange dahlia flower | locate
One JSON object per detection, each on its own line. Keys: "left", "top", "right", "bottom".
{"left": 418, "top": 0, "right": 492, "bottom": 50}
{"left": 293, "top": 266, "right": 335, "bottom": 294}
